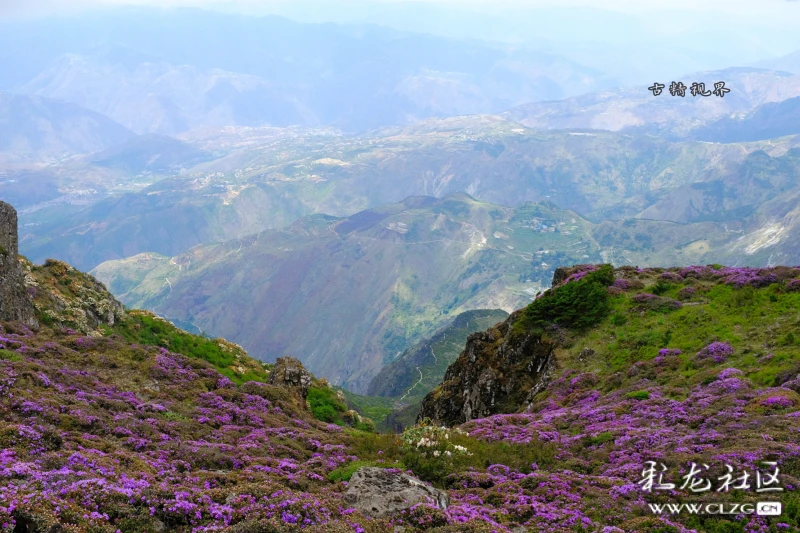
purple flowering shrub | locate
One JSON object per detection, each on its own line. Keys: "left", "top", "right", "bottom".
{"left": 0, "top": 323, "right": 400, "bottom": 532}
{"left": 674, "top": 265, "right": 796, "bottom": 288}
{"left": 559, "top": 264, "right": 602, "bottom": 286}
{"left": 659, "top": 271, "right": 684, "bottom": 283}
{"left": 670, "top": 265, "right": 796, "bottom": 289}
{"left": 695, "top": 341, "right": 735, "bottom": 363}
{"left": 717, "top": 368, "right": 743, "bottom": 380}
{"left": 676, "top": 286, "right": 697, "bottom": 300}
{"left": 760, "top": 395, "right": 796, "bottom": 409}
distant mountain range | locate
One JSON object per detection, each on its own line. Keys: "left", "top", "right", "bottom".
{"left": 755, "top": 49, "right": 800, "bottom": 74}
{"left": 688, "top": 96, "right": 800, "bottom": 143}
{"left": 0, "top": 7, "right": 615, "bottom": 134}
{"left": 18, "top": 114, "right": 800, "bottom": 271}
{"left": 0, "top": 91, "right": 133, "bottom": 163}
{"left": 504, "top": 68, "right": 800, "bottom": 133}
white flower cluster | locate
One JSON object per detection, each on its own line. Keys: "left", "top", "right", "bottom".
{"left": 401, "top": 420, "right": 472, "bottom": 459}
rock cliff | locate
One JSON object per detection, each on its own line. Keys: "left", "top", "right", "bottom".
{"left": 0, "top": 201, "right": 36, "bottom": 327}
{"left": 417, "top": 309, "right": 556, "bottom": 426}
{"left": 418, "top": 264, "right": 613, "bottom": 425}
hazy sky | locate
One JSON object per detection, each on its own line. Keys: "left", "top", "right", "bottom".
{"left": 2, "top": 0, "right": 798, "bottom": 17}
{"left": 2, "top": 0, "right": 798, "bottom": 79}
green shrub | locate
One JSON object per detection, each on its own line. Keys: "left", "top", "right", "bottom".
{"left": 312, "top": 404, "right": 337, "bottom": 422}
{"left": 610, "top": 313, "right": 628, "bottom": 326}
{"left": 626, "top": 390, "right": 650, "bottom": 401}
{"left": 521, "top": 265, "right": 614, "bottom": 331}
{"left": 0, "top": 349, "right": 21, "bottom": 362}
{"left": 583, "top": 431, "right": 615, "bottom": 447}
{"left": 306, "top": 386, "right": 347, "bottom": 423}
{"left": 651, "top": 281, "right": 673, "bottom": 295}
{"left": 728, "top": 286, "right": 757, "bottom": 308}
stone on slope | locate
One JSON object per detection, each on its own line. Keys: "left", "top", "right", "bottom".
{"left": 268, "top": 356, "right": 313, "bottom": 404}
{"left": 342, "top": 467, "right": 450, "bottom": 518}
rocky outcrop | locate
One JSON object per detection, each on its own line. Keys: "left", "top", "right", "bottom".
{"left": 268, "top": 356, "right": 313, "bottom": 404}
{"left": 416, "top": 266, "right": 600, "bottom": 426}
{"left": 24, "top": 257, "right": 124, "bottom": 334}
{"left": 417, "top": 309, "right": 555, "bottom": 426}
{"left": 342, "top": 467, "right": 449, "bottom": 518}
{"left": 0, "top": 202, "right": 37, "bottom": 328}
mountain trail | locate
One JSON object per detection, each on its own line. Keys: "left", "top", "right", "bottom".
{"left": 399, "top": 366, "right": 424, "bottom": 402}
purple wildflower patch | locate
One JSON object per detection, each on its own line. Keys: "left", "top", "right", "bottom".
{"left": 696, "top": 342, "right": 734, "bottom": 363}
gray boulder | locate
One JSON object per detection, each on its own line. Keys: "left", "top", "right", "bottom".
{"left": 342, "top": 467, "right": 449, "bottom": 518}
{"left": 268, "top": 356, "right": 313, "bottom": 404}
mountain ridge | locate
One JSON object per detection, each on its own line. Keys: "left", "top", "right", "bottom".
{"left": 0, "top": 90, "right": 134, "bottom": 163}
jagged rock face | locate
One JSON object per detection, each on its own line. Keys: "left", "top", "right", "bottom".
{"left": 342, "top": 467, "right": 450, "bottom": 518}
{"left": 0, "top": 202, "right": 37, "bottom": 327}
{"left": 268, "top": 356, "right": 313, "bottom": 404}
{"left": 418, "top": 309, "right": 555, "bottom": 426}
{"left": 24, "top": 257, "right": 125, "bottom": 334}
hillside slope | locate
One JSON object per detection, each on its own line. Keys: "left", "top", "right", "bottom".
{"left": 368, "top": 308, "right": 509, "bottom": 400}
{"left": 412, "top": 263, "right": 800, "bottom": 531}
{"left": 91, "top": 195, "right": 601, "bottom": 392}
{"left": 421, "top": 263, "right": 800, "bottom": 425}
{"left": 3, "top": 198, "right": 800, "bottom": 531}
{"left": 689, "top": 96, "right": 800, "bottom": 143}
